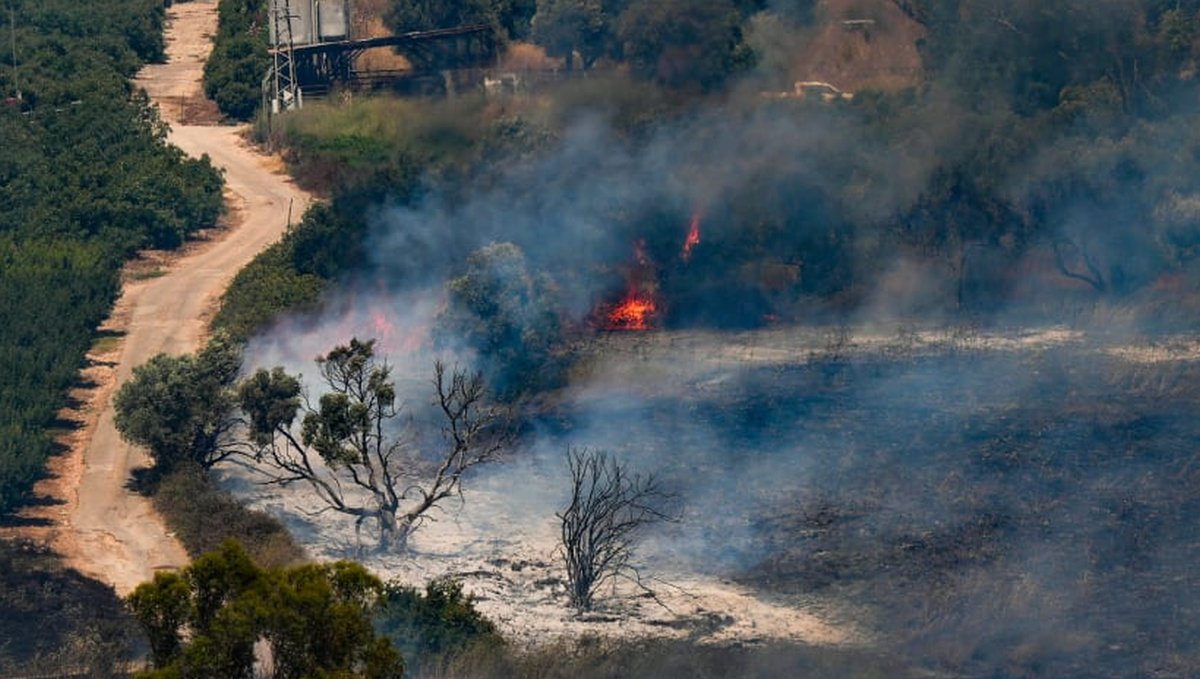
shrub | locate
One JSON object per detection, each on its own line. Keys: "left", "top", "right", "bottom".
{"left": 374, "top": 579, "right": 504, "bottom": 676}
{"left": 152, "top": 464, "right": 305, "bottom": 569}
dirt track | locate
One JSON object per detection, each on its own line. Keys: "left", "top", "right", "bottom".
{"left": 15, "top": 0, "right": 311, "bottom": 595}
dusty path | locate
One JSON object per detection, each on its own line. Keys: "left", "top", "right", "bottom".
{"left": 7, "top": 0, "right": 312, "bottom": 595}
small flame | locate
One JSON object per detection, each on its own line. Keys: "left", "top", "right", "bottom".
{"left": 598, "top": 239, "right": 660, "bottom": 331}
{"left": 607, "top": 295, "right": 657, "bottom": 331}
{"left": 682, "top": 211, "right": 702, "bottom": 262}
{"left": 371, "top": 310, "right": 396, "bottom": 344}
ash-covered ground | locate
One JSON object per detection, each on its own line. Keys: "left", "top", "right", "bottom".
{"left": 221, "top": 320, "right": 1200, "bottom": 676}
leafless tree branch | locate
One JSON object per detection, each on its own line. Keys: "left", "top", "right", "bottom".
{"left": 241, "top": 339, "right": 509, "bottom": 551}
{"left": 557, "top": 448, "right": 678, "bottom": 613}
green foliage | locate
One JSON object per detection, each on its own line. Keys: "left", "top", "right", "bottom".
{"left": 438, "top": 243, "right": 565, "bottom": 398}
{"left": 0, "top": 238, "right": 118, "bottom": 513}
{"left": 213, "top": 202, "right": 366, "bottom": 342}
{"left": 202, "top": 0, "right": 268, "bottom": 120}
{"left": 386, "top": 0, "right": 505, "bottom": 34}
{"left": 0, "top": 0, "right": 223, "bottom": 515}
{"left": 616, "top": 0, "right": 749, "bottom": 90}
{"left": 129, "top": 540, "right": 404, "bottom": 679}
{"left": 203, "top": 33, "right": 268, "bottom": 121}
{"left": 374, "top": 578, "right": 503, "bottom": 676}
{"left": 114, "top": 334, "right": 244, "bottom": 471}
{"left": 531, "top": 0, "right": 612, "bottom": 70}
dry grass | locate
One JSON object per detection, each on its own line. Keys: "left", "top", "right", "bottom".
{"left": 789, "top": 0, "right": 925, "bottom": 92}
{"left": 151, "top": 464, "right": 306, "bottom": 569}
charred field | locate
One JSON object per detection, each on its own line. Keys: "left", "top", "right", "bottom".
{"left": 235, "top": 317, "right": 1200, "bottom": 677}
{"left": 529, "top": 326, "right": 1200, "bottom": 677}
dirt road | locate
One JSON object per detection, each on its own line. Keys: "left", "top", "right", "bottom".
{"left": 34, "top": 0, "right": 311, "bottom": 595}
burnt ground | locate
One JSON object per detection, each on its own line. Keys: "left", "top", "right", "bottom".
{"left": 541, "top": 342, "right": 1200, "bottom": 677}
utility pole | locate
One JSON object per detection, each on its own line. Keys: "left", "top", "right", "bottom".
{"left": 9, "top": 4, "right": 20, "bottom": 101}
{"left": 269, "top": 0, "right": 301, "bottom": 113}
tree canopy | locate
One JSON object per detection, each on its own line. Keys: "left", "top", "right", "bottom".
{"left": 0, "top": 0, "right": 223, "bottom": 516}
{"left": 114, "top": 334, "right": 245, "bottom": 472}
{"left": 617, "top": 0, "right": 750, "bottom": 90}
{"left": 239, "top": 339, "right": 508, "bottom": 550}
{"left": 128, "top": 540, "right": 405, "bottom": 678}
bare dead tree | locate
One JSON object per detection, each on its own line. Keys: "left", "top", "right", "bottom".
{"left": 1052, "top": 237, "right": 1107, "bottom": 293}
{"left": 557, "top": 448, "right": 676, "bottom": 613}
{"left": 238, "top": 338, "right": 507, "bottom": 551}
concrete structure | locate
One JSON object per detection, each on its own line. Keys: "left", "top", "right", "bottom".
{"left": 269, "top": 0, "right": 350, "bottom": 46}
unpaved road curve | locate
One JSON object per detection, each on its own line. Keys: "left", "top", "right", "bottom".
{"left": 55, "top": 0, "right": 311, "bottom": 595}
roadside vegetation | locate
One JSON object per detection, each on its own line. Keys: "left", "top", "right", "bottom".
{"left": 0, "top": 0, "right": 222, "bottom": 670}
{"left": 0, "top": 0, "right": 223, "bottom": 516}
{"left": 203, "top": 0, "right": 269, "bottom": 120}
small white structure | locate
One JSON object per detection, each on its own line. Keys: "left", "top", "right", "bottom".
{"left": 793, "top": 80, "right": 854, "bottom": 102}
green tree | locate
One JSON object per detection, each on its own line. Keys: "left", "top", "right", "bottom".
{"left": 126, "top": 571, "right": 192, "bottom": 668}
{"left": 616, "top": 0, "right": 748, "bottom": 90}
{"left": 386, "top": 0, "right": 501, "bottom": 33}
{"left": 202, "top": 0, "right": 269, "bottom": 120}
{"left": 113, "top": 333, "right": 246, "bottom": 472}
{"left": 202, "top": 33, "right": 268, "bottom": 121}
{"left": 238, "top": 339, "right": 508, "bottom": 551}
{"left": 438, "top": 242, "right": 564, "bottom": 399}
{"left": 128, "top": 541, "right": 405, "bottom": 679}
{"left": 531, "top": 0, "right": 609, "bottom": 70}
{"left": 375, "top": 579, "right": 503, "bottom": 675}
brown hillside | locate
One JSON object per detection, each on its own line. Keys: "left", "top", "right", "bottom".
{"left": 791, "top": 0, "right": 925, "bottom": 93}
{"left": 350, "top": 0, "right": 412, "bottom": 71}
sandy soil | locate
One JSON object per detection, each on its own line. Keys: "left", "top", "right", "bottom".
{"left": 2, "top": 0, "right": 312, "bottom": 596}
{"left": 218, "top": 457, "right": 863, "bottom": 648}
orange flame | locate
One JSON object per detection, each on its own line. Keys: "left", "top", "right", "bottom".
{"left": 607, "top": 295, "right": 657, "bottom": 331}
{"left": 599, "top": 239, "right": 660, "bottom": 331}
{"left": 682, "top": 211, "right": 702, "bottom": 262}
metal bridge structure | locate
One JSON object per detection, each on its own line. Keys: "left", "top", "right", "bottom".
{"left": 287, "top": 24, "right": 497, "bottom": 86}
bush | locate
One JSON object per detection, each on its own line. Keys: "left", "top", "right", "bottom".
{"left": 374, "top": 579, "right": 504, "bottom": 676}
{"left": 152, "top": 464, "right": 305, "bottom": 569}
{"left": 212, "top": 202, "right": 365, "bottom": 341}
{"left": 438, "top": 242, "right": 566, "bottom": 398}
{"left": 202, "top": 0, "right": 269, "bottom": 120}
{"left": 203, "top": 33, "right": 269, "bottom": 121}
